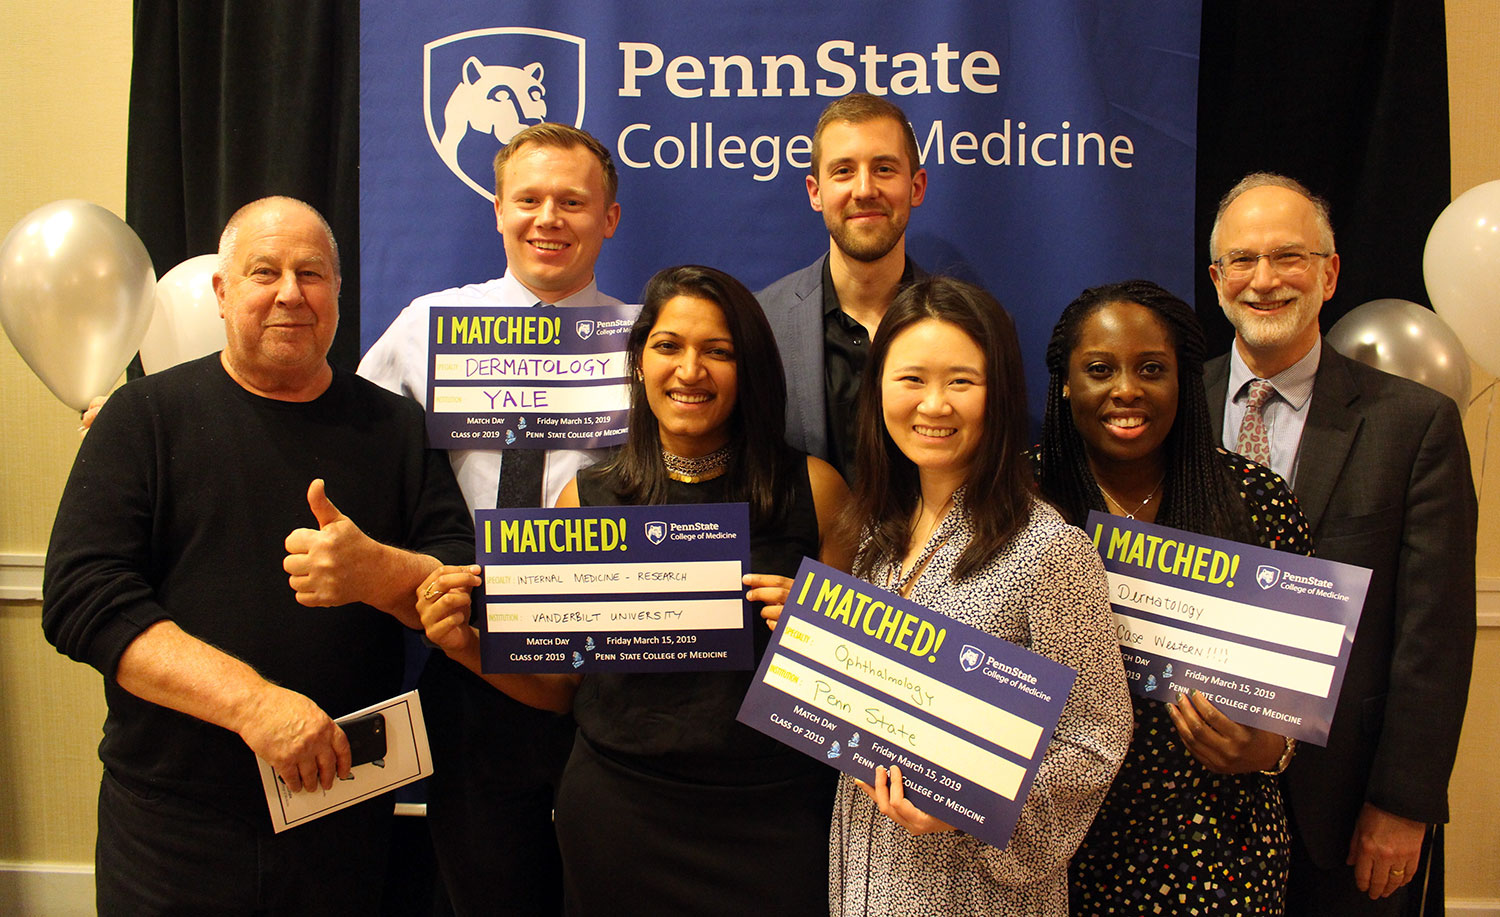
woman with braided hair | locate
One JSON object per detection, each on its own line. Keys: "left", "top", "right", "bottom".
{"left": 1036, "top": 280, "right": 1312, "bottom": 915}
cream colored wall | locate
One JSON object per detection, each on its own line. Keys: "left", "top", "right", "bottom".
{"left": 0, "top": 0, "right": 130, "bottom": 864}
{"left": 1442, "top": 0, "right": 1500, "bottom": 902}
{"left": 1, "top": 0, "right": 1497, "bottom": 900}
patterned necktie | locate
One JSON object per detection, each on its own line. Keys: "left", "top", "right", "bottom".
{"left": 496, "top": 300, "right": 549, "bottom": 509}
{"left": 495, "top": 449, "right": 546, "bottom": 508}
{"left": 1236, "top": 379, "right": 1276, "bottom": 465}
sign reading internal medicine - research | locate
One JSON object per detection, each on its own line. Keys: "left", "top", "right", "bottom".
{"left": 360, "top": 2, "right": 1202, "bottom": 419}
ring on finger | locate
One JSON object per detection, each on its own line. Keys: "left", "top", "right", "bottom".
{"left": 422, "top": 583, "right": 439, "bottom": 601}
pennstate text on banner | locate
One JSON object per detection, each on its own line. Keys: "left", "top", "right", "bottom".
{"left": 1086, "top": 512, "right": 1371, "bottom": 746}
{"left": 478, "top": 503, "right": 752, "bottom": 673}
{"left": 736, "top": 558, "right": 1076, "bottom": 849}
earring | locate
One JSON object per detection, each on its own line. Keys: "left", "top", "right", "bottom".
{"left": 1062, "top": 384, "right": 1070, "bottom": 399}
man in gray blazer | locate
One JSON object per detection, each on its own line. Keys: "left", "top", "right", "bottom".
{"left": 755, "top": 93, "right": 927, "bottom": 479}
{"left": 1205, "top": 172, "right": 1476, "bottom": 914}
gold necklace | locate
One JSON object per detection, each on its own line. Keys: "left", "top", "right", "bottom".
{"left": 662, "top": 445, "right": 730, "bottom": 483}
{"left": 909, "top": 497, "right": 953, "bottom": 551}
{"left": 1095, "top": 473, "right": 1166, "bottom": 520}
{"left": 892, "top": 493, "right": 955, "bottom": 593}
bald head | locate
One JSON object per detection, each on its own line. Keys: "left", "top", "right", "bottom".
{"left": 218, "top": 197, "right": 340, "bottom": 279}
{"left": 1209, "top": 172, "right": 1334, "bottom": 260}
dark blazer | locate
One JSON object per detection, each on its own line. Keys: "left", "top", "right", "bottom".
{"left": 755, "top": 255, "right": 927, "bottom": 463}
{"left": 1206, "top": 344, "right": 1476, "bottom": 868}
{"left": 756, "top": 257, "right": 831, "bottom": 460}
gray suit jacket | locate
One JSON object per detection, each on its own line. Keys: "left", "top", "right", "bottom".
{"left": 755, "top": 255, "right": 926, "bottom": 464}
{"left": 756, "top": 256, "right": 834, "bottom": 460}
{"left": 1206, "top": 344, "right": 1476, "bottom": 867}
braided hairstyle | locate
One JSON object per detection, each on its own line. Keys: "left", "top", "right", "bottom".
{"left": 1037, "top": 279, "right": 1257, "bottom": 543}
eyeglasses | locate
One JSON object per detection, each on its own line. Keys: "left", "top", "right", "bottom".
{"left": 1212, "top": 247, "right": 1332, "bottom": 279}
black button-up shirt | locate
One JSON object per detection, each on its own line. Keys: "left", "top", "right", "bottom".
{"left": 820, "top": 256, "right": 918, "bottom": 480}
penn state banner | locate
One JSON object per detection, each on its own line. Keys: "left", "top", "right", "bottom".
{"left": 360, "top": 2, "right": 1201, "bottom": 417}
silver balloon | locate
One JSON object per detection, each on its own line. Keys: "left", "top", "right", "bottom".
{"left": 1326, "top": 298, "right": 1471, "bottom": 408}
{"left": 0, "top": 200, "right": 156, "bottom": 410}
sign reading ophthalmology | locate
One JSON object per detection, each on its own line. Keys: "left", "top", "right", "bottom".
{"left": 360, "top": 3, "right": 1202, "bottom": 418}
{"left": 738, "top": 559, "right": 1077, "bottom": 849}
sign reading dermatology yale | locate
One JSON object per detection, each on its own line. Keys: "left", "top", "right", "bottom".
{"left": 425, "top": 304, "right": 640, "bottom": 449}
{"left": 477, "top": 503, "right": 752, "bottom": 673}
{"left": 737, "top": 559, "right": 1076, "bottom": 850}
{"left": 1087, "top": 512, "right": 1371, "bottom": 745}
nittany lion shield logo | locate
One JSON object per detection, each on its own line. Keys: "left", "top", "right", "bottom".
{"left": 645, "top": 521, "right": 667, "bottom": 545}
{"left": 424, "top": 27, "right": 586, "bottom": 200}
{"left": 959, "top": 644, "right": 984, "bottom": 672}
{"left": 1256, "top": 564, "right": 1281, "bottom": 589}
{"left": 576, "top": 320, "right": 595, "bottom": 340}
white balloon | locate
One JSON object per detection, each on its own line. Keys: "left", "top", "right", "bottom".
{"left": 0, "top": 200, "right": 156, "bottom": 410}
{"left": 139, "top": 254, "right": 226, "bottom": 374}
{"left": 1423, "top": 179, "right": 1500, "bottom": 378}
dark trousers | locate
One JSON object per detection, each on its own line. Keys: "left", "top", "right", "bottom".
{"left": 96, "top": 769, "right": 391, "bottom": 916}
{"left": 1286, "top": 819, "right": 1441, "bottom": 917}
{"left": 418, "top": 653, "right": 576, "bottom": 917}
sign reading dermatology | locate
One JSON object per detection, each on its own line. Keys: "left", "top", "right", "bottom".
{"left": 425, "top": 304, "right": 639, "bottom": 449}
{"left": 737, "top": 559, "right": 1076, "bottom": 850}
{"left": 1087, "top": 512, "right": 1371, "bottom": 746}
{"left": 477, "top": 503, "right": 752, "bottom": 672}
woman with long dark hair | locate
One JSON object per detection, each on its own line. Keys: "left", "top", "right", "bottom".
{"left": 417, "top": 265, "right": 851, "bottom": 916}
{"left": 827, "top": 276, "right": 1132, "bottom": 916}
{"left": 1036, "top": 279, "right": 1311, "bottom": 914}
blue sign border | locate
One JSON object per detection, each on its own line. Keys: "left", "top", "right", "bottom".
{"left": 477, "top": 503, "right": 753, "bottom": 673}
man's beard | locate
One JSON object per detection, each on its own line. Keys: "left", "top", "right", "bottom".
{"left": 1221, "top": 290, "right": 1320, "bottom": 352}
{"left": 826, "top": 208, "right": 907, "bottom": 263}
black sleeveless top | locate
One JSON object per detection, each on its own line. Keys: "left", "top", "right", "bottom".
{"left": 573, "top": 453, "right": 823, "bottom": 783}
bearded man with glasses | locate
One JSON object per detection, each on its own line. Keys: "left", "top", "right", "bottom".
{"left": 1203, "top": 172, "right": 1476, "bottom": 915}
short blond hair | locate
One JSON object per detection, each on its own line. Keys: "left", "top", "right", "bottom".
{"left": 493, "top": 123, "right": 618, "bottom": 204}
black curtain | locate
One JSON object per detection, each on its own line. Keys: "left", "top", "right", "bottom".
{"left": 126, "top": 0, "right": 361, "bottom": 370}
{"left": 125, "top": 2, "right": 1451, "bottom": 370}
{"left": 1194, "top": 0, "right": 1451, "bottom": 352}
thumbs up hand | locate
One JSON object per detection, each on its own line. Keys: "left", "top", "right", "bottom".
{"left": 305, "top": 477, "right": 345, "bottom": 528}
{"left": 284, "top": 478, "right": 377, "bottom": 608}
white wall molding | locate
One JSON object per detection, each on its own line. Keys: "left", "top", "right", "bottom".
{"left": 0, "top": 862, "right": 93, "bottom": 916}
{"left": 1478, "top": 576, "right": 1500, "bottom": 628}
{"left": 1448, "top": 900, "right": 1500, "bottom": 916}
{"left": 0, "top": 553, "right": 43, "bottom": 602}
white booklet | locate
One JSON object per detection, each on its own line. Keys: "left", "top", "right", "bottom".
{"left": 257, "top": 689, "right": 433, "bottom": 833}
